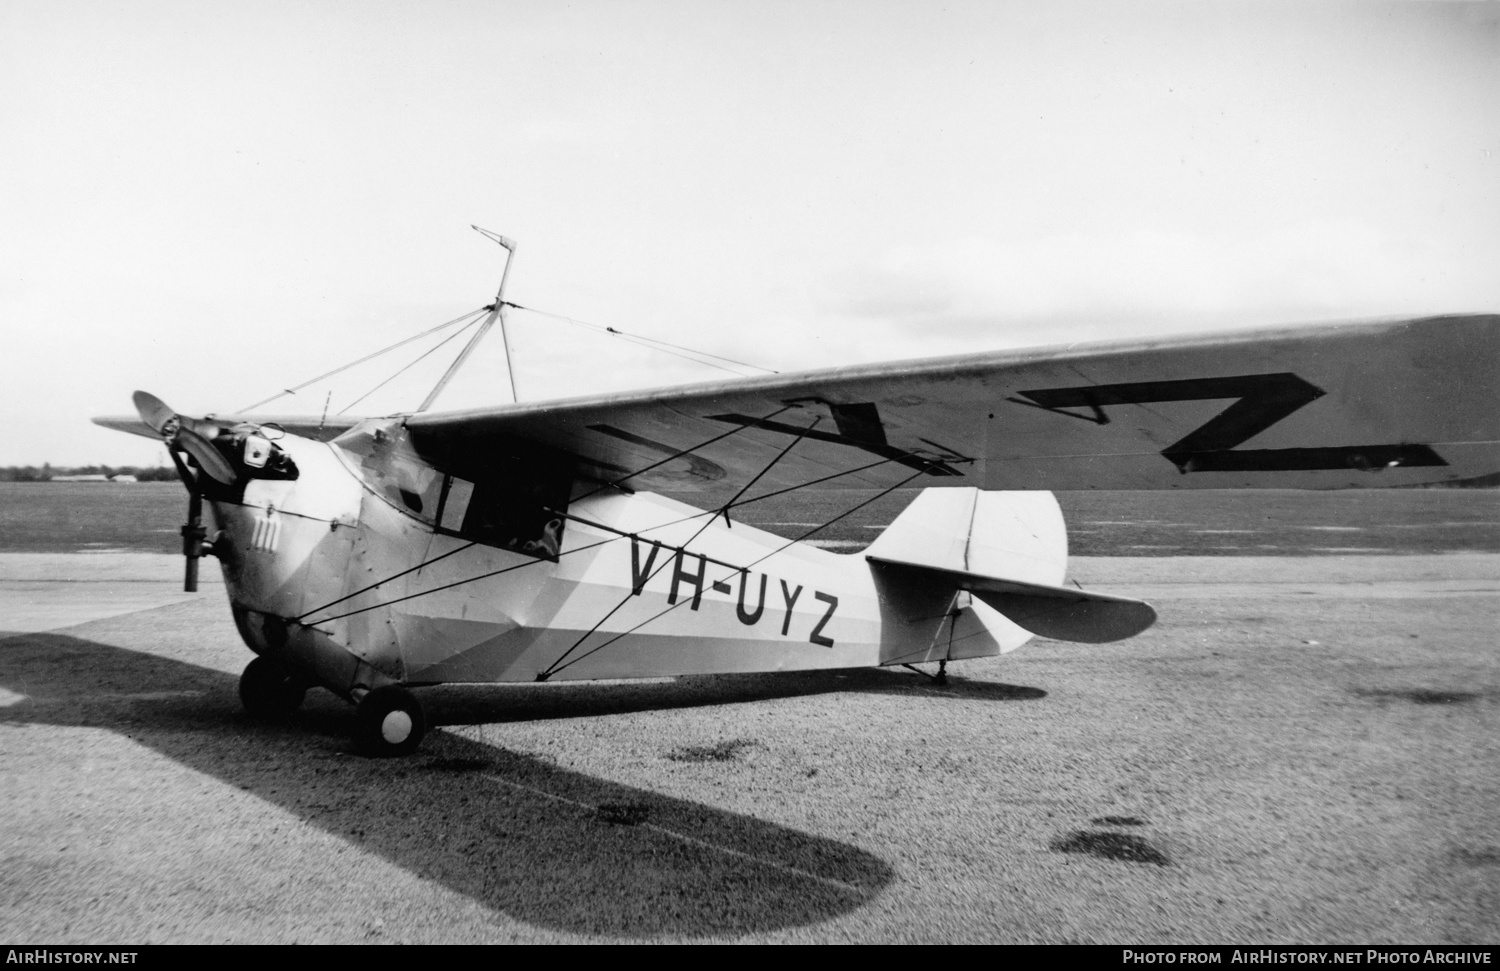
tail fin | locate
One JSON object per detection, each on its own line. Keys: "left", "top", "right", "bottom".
{"left": 864, "top": 488, "right": 1068, "bottom": 586}
{"left": 867, "top": 489, "right": 1154, "bottom": 650}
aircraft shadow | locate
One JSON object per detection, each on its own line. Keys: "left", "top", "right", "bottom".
{"left": 0, "top": 632, "right": 895, "bottom": 938}
{"left": 427, "top": 666, "right": 1047, "bottom": 725}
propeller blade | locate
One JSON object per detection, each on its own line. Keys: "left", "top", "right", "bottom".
{"left": 179, "top": 428, "right": 237, "bottom": 485}
{"left": 132, "top": 391, "right": 238, "bottom": 486}
{"left": 132, "top": 391, "right": 176, "bottom": 435}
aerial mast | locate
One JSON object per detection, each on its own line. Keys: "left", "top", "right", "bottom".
{"left": 418, "top": 226, "right": 519, "bottom": 411}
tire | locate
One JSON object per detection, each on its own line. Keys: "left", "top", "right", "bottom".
{"left": 239, "top": 656, "right": 307, "bottom": 716}
{"left": 355, "top": 685, "right": 426, "bottom": 757}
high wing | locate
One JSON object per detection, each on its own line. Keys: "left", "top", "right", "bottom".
{"left": 92, "top": 414, "right": 363, "bottom": 443}
{"left": 400, "top": 314, "right": 1499, "bottom": 502}
{"left": 96, "top": 315, "right": 1498, "bottom": 501}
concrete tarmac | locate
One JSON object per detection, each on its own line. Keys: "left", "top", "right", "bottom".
{"left": 0, "top": 553, "right": 1496, "bottom": 943}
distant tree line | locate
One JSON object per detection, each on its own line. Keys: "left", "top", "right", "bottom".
{"left": 0, "top": 464, "right": 180, "bottom": 482}
{"left": 2, "top": 465, "right": 1493, "bottom": 486}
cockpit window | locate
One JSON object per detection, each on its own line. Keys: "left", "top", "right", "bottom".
{"left": 333, "top": 420, "right": 442, "bottom": 523}
{"left": 333, "top": 418, "right": 572, "bottom": 560}
{"left": 434, "top": 472, "right": 566, "bottom": 560}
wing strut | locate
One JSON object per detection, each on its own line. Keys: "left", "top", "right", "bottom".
{"left": 419, "top": 227, "right": 519, "bottom": 411}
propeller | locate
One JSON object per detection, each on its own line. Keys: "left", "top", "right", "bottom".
{"left": 177, "top": 428, "right": 237, "bottom": 486}
{"left": 133, "top": 391, "right": 237, "bottom": 591}
{"left": 131, "top": 390, "right": 176, "bottom": 434}
{"left": 132, "top": 391, "right": 237, "bottom": 485}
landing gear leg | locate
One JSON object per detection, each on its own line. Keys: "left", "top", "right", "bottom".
{"left": 239, "top": 656, "right": 307, "bottom": 716}
{"left": 354, "top": 685, "right": 427, "bottom": 757}
{"left": 900, "top": 661, "right": 951, "bottom": 686}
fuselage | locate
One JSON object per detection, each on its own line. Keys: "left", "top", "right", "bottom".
{"left": 208, "top": 421, "right": 1033, "bottom": 701}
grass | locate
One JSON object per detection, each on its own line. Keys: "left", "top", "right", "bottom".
{"left": 1, "top": 481, "right": 1495, "bottom": 555}
{"left": 0, "top": 482, "right": 185, "bottom": 553}
{"left": 664, "top": 739, "right": 758, "bottom": 763}
{"left": 680, "top": 487, "right": 1500, "bottom": 556}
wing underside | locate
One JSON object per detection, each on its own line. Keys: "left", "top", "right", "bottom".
{"left": 399, "top": 315, "right": 1499, "bottom": 501}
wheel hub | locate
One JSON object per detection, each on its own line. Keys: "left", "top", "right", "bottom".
{"left": 380, "top": 710, "right": 413, "bottom": 744}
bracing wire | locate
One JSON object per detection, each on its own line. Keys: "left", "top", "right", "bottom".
{"left": 294, "top": 406, "right": 790, "bottom": 626}
{"left": 299, "top": 536, "right": 621, "bottom": 627}
{"left": 237, "top": 296, "right": 775, "bottom": 418}
{"left": 237, "top": 306, "right": 490, "bottom": 412}
{"left": 293, "top": 451, "right": 911, "bottom": 630}
{"left": 536, "top": 416, "right": 822, "bottom": 679}
{"left": 507, "top": 302, "right": 779, "bottom": 377}
{"left": 293, "top": 540, "right": 477, "bottom": 623}
{"left": 570, "top": 404, "right": 792, "bottom": 505}
{"left": 539, "top": 465, "right": 932, "bottom": 679}
{"left": 336, "top": 317, "right": 480, "bottom": 416}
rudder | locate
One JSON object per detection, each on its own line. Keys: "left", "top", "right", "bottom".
{"left": 864, "top": 488, "right": 1067, "bottom": 586}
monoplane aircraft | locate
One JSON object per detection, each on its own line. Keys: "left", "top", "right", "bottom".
{"left": 95, "top": 234, "right": 1500, "bottom": 755}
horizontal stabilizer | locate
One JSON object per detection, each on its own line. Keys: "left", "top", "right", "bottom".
{"left": 867, "top": 556, "right": 1157, "bottom": 644}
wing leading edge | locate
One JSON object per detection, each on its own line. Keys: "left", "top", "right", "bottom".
{"left": 92, "top": 414, "right": 363, "bottom": 443}
{"left": 401, "top": 314, "right": 1499, "bottom": 500}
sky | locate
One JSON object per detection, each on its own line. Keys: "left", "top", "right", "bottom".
{"left": 3, "top": 0, "right": 1497, "bottom": 466}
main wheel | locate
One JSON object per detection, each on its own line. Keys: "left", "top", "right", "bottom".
{"left": 239, "top": 656, "right": 307, "bottom": 716}
{"left": 355, "top": 685, "right": 426, "bottom": 757}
